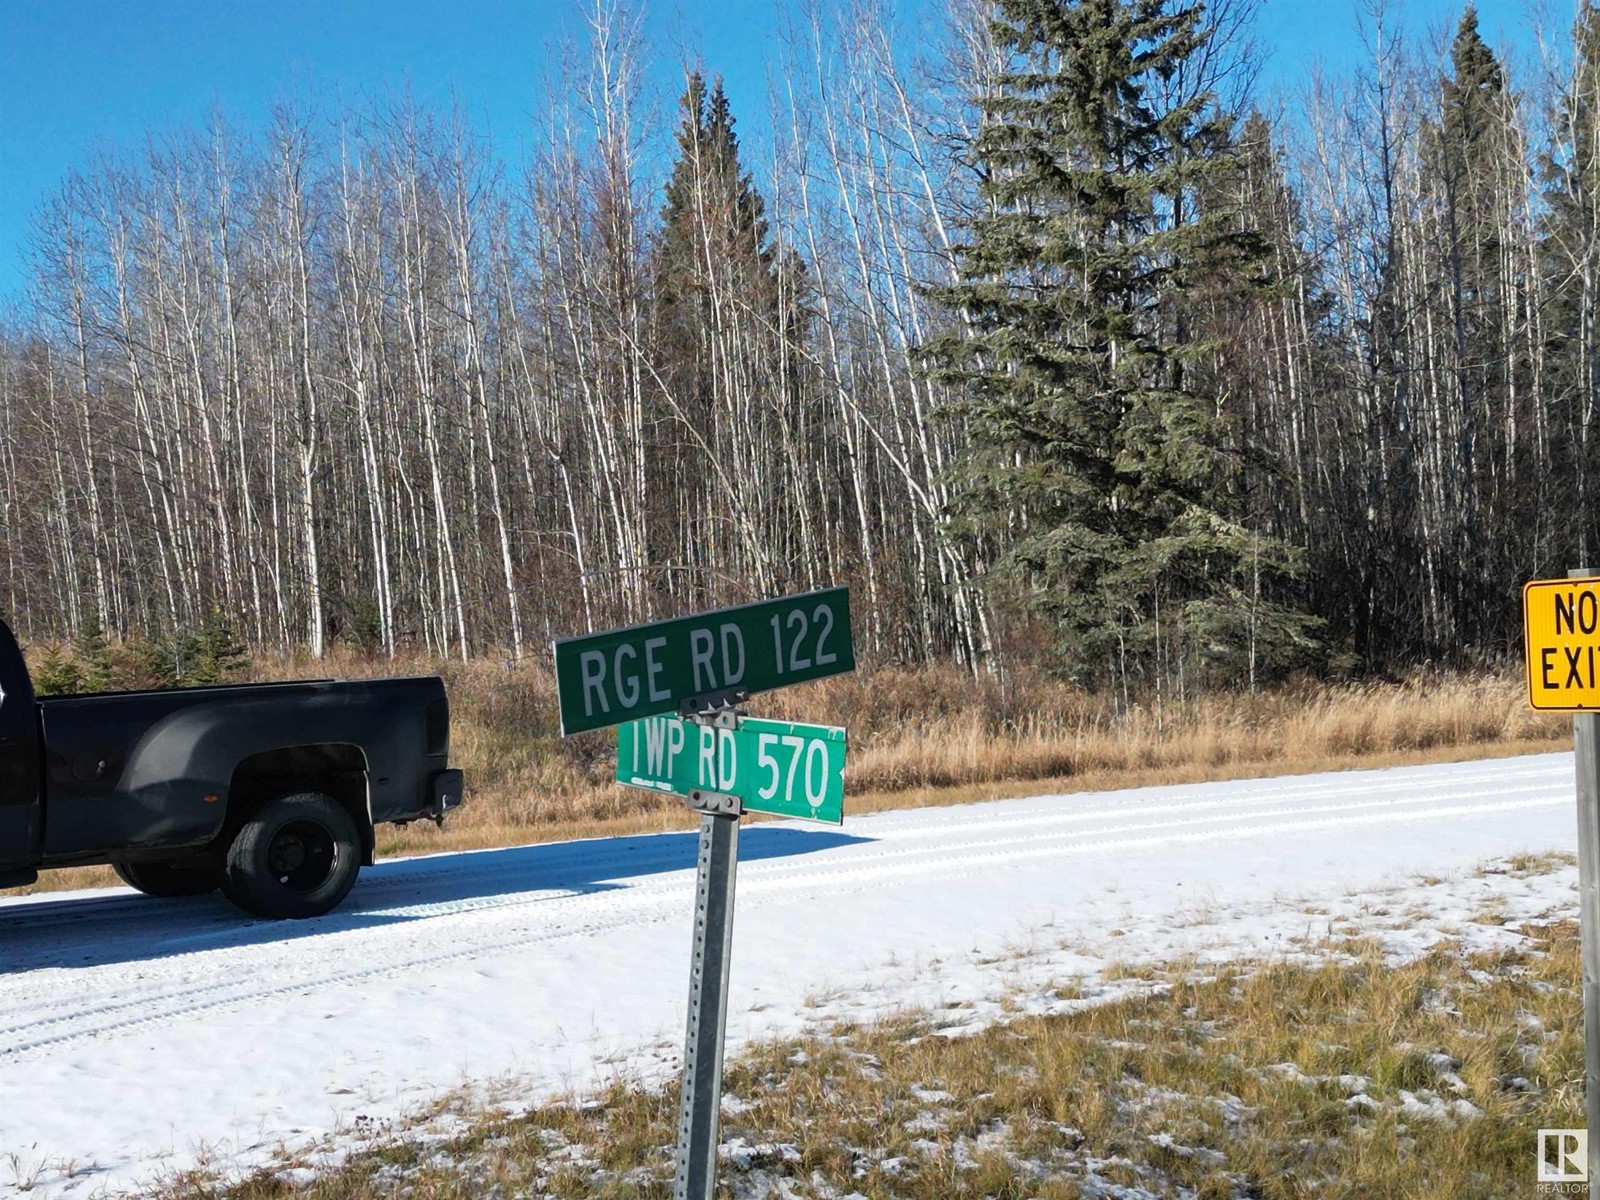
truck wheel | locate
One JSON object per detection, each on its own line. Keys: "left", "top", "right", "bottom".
{"left": 112, "top": 860, "right": 223, "bottom": 898}
{"left": 222, "top": 791, "right": 362, "bottom": 919}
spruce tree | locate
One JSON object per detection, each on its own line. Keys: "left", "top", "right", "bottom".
{"left": 1423, "top": 7, "right": 1520, "bottom": 631}
{"left": 653, "top": 70, "right": 783, "bottom": 443}
{"left": 1543, "top": 3, "right": 1600, "bottom": 570}
{"left": 191, "top": 608, "right": 251, "bottom": 685}
{"left": 655, "top": 73, "right": 779, "bottom": 322}
{"left": 74, "top": 615, "right": 114, "bottom": 691}
{"left": 648, "top": 72, "right": 809, "bottom": 604}
{"left": 923, "top": 0, "right": 1316, "bottom": 690}
{"left": 32, "top": 646, "right": 85, "bottom": 697}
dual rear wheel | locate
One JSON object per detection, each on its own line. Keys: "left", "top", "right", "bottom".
{"left": 113, "top": 791, "right": 362, "bottom": 920}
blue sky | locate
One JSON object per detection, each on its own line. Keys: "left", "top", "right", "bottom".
{"left": 0, "top": 0, "right": 1539, "bottom": 302}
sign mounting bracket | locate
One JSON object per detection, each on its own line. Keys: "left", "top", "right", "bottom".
{"left": 680, "top": 688, "right": 749, "bottom": 729}
{"left": 686, "top": 789, "right": 742, "bottom": 816}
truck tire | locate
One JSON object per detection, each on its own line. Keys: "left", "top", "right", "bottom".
{"left": 112, "top": 860, "right": 223, "bottom": 898}
{"left": 222, "top": 791, "right": 362, "bottom": 919}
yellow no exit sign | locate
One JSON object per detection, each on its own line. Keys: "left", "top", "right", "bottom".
{"left": 1525, "top": 577, "right": 1600, "bottom": 710}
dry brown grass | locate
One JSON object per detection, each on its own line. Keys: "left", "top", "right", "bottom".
{"left": 834, "top": 671, "right": 1560, "bottom": 792}
{"left": 7, "top": 651, "right": 1569, "bottom": 897}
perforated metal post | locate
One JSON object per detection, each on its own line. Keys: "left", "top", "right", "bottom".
{"left": 1575, "top": 569, "right": 1600, "bottom": 1185}
{"left": 672, "top": 761, "right": 741, "bottom": 1199}
{"left": 1578, "top": 705, "right": 1600, "bottom": 1185}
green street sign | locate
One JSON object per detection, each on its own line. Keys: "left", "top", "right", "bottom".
{"left": 617, "top": 714, "right": 847, "bottom": 824}
{"left": 554, "top": 587, "right": 855, "bottom": 735}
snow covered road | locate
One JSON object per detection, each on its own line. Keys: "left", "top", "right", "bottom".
{"left": 0, "top": 752, "right": 1581, "bottom": 1195}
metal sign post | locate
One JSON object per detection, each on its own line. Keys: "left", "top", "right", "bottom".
{"left": 1567, "top": 568, "right": 1600, "bottom": 1187}
{"left": 1579, "top": 701, "right": 1600, "bottom": 1187}
{"left": 673, "top": 705, "right": 744, "bottom": 1200}
{"left": 1528, "top": 568, "right": 1600, "bottom": 1185}
{"left": 617, "top": 709, "right": 848, "bottom": 1198}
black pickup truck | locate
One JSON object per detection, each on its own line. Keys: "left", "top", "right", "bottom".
{"left": 0, "top": 619, "right": 463, "bottom": 918}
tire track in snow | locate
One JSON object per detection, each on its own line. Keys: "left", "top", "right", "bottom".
{"left": 0, "top": 761, "right": 1569, "bottom": 1059}
{"left": 0, "top": 773, "right": 1570, "bottom": 1021}
{"left": 0, "top": 757, "right": 1560, "bottom": 937}
{"left": 0, "top": 766, "right": 1561, "bottom": 1022}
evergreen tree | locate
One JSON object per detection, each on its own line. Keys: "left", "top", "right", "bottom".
{"left": 122, "top": 633, "right": 180, "bottom": 690}
{"left": 32, "top": 646, "right": 85, "bottom": 697}
{"left": 1543, "top": 3, "right": 1600, "bottom": 570}
{"left": 1440, "top": 7, "right": 1510, "bottom": 172}
{"left": 648, "top": 72, "right": 810, "bottom": 606}
{"left": 189, "top": 608, "right": 251, "bottom": 685}
{"left": 1423, "top": 6, "right": 1522, "bottom": 633}
{"left": 923, "top": 0, "right": 1316, "bottom": 691}
{"left": 74, "top": 615, "right": 114, "bottom": 692}
{"left": 655, "top": 73, "right": 779, "bottom": 322}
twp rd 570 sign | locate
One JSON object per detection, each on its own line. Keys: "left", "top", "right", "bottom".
{"left": 616, "top": 714, "right": 846, "bottom": 824}
{"left": 1525, "top": 577, "right": 1600, "bottom": 711}
{"left": 553, "top": 587, "right": 855, "bottom": 735}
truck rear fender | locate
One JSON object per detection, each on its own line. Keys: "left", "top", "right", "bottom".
{"left": 114, "top": 701, "right": 386, "bottom": 855}
{"left": 226, "top": 744, "right": 375, "bottom": 866}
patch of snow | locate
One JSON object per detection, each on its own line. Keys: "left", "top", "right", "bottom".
{"left": 0, "top": 752, "right": 1578, "bottom": 1195}
{"left": 1147, "top": 1132, "right": 1226, "bottom": 1166}
{"left": 1266, "top": 1061, "right": 1315, "bottom": 1083}
{"left": 718, "top": 1139, "right": 802, "bottom": 1169}
{"left": 1396, "top": 1089, "right": 1481, "bottom": 1122}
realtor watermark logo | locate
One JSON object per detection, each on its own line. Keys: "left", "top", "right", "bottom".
{"left": 1539, "top": 1129, "right": 1589, "bottom": 1193}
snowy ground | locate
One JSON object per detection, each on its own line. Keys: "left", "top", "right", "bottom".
{"left": 0, "top": 752, "right": 1581, "bottom": 1196}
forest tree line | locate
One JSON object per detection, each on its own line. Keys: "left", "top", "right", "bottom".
{"left": 0, "top": 0, "right": 1596, "bottom": 698}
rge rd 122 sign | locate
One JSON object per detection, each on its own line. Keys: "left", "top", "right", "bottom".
{"left": 553, "top": 587, "right": 855, "bottom": 735}
{"left": 1524, "top": 577, "right": 1600, "bottom": 711}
